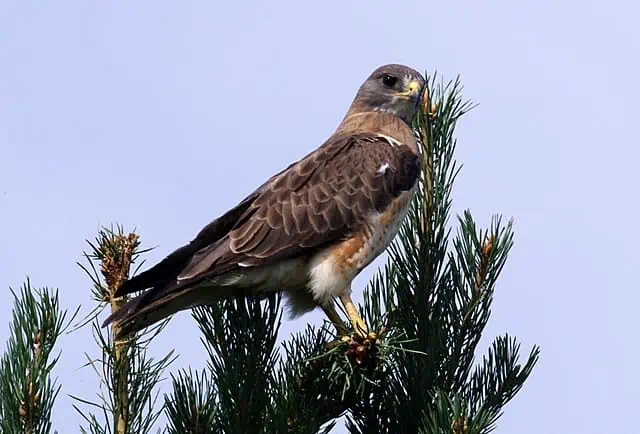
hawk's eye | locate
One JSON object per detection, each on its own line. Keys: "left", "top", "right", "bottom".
{"left": 382, "top": 74, "right": 397, "bottom": 88}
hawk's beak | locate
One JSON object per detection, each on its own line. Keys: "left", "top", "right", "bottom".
{"left": 394, "top": 80, "right": 422, "bottom": 99}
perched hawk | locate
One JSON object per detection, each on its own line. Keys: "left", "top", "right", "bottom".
{"left": 105, "top": 64, "right": 425, "bottom": 339}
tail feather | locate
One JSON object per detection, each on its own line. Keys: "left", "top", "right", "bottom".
{"left": 114, "top": 193, "right": 259, "bottom": 298}
{"left": 114, "top": 244, "right": 195, "bottom": 297}
{"left": 104, "top": 283, "right": 204, "bottom": 338}
{"left": 104, "top": 278, "right": 242, "bottom": 339}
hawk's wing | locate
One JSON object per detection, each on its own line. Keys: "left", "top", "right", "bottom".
{"left": 177, "top": 133, "right": 421, "bottom": 281}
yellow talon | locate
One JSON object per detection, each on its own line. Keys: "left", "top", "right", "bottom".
{"left": 323, "top": 296, "right": 378, "bottom": 343}
{"left": 340, "top": 294, "right": 369, "bottom": 339}
{"left": 322, "top": 303, "right": 348, "bottom": 336}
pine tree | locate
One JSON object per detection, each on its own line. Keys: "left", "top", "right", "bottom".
{"left": 163, "top": 75, "right": 539, "bottom": 434}
{"left": 71, "top": 227, "right": 176, "bottom": 434}
{"left": 0, "top": 281, "right": 78, "bottom": 434}
{"left": 0, "top": 74, "right": 539, "bottom": 433}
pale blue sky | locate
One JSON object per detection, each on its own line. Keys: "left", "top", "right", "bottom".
{"left": 1, "top": 1, "right": 638, "bottom": 433}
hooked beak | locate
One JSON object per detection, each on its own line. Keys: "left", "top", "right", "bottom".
{"left": 393, "top": 79, "right": 422, "bottom": 99}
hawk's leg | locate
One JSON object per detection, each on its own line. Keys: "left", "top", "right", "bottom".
{"left": 339, "top": 294, "right": 376, "bottom": 340}
{"left": 321, "top": 303, "right": 348, "bottom": 336}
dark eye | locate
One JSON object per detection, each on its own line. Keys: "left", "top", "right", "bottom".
{"left": 382, "top": 74, "right": 397, "bottom": 88}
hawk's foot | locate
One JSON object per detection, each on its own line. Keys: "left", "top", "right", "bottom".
{"left": 339, "top": 294, "right": 377, "bottom": 340}
{"left": 321, "top": 303, "right": 348, "bottom": 336}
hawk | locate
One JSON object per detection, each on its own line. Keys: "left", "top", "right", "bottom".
{"left": 104, "top": 64, "right": 426, "bottom": 339}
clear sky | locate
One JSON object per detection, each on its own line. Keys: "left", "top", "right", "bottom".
{"left": 1, "top": 1, "right": 638, "bottom": 432}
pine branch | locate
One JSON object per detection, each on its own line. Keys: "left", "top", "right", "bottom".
{"left": 0, "top": 280, "right": 78, "bottom": 434}
{"left": 101, "top": 229, "right": 138, "bottom": 433}
{"left": 466, "top": 335, "right": 540, "bottom": 433}
{"left": 190, "top": 295, "right": 281, "bottom": 433}
{"left": 187, "top": 292, "right": 385, "bottom": 433}
{"left": 164, "top": 368, "right": 218, "bottom": 434}
{"left": 72, "top": 226, "right": 174, "bottom": 434}
{"left": 270, "top": 324, "right": 378, "bottom": 434}
{"left": 268, "top": 325, "right": 340, "bottom": 434}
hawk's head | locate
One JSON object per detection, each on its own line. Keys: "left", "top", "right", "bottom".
{"left": 351, "top": 64, "right": 426, "bottom": 125}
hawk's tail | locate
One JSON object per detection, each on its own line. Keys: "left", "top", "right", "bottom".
{"left": 103, "top": 283, "right": 206, "bottom": 339}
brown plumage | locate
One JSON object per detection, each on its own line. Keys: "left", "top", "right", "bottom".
{"left": 104, "top": 64, "right": 425, "bottom": 338}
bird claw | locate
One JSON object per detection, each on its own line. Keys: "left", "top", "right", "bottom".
{"left": 353, "top": 322, "right": 378, "bottom": 343}
{"left": 325, "top": 294, "right": 377, "bottom": 347}
{"left": 327, "top": 329, "right": 378, "bottom": 349}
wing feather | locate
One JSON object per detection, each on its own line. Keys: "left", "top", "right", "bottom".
{"left": 174, "top": 133, "right": 420, "bottom": 284}
{"left": 226, "top": 133, "right": 420, "bottom": 262}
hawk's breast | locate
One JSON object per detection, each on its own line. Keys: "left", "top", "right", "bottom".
{"left": 305, "top": 186, "right": 417, "bottom": 306}
{"left": 340, "top": 186, "right": 417, "bottom": 274}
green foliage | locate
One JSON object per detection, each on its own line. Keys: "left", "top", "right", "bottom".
{"left": 191, "top": 295, "right": 281, "bottom": 433}
{"left": 71, "top": 227, "right": 175, "bottom": 434}
{"left": 165, "top": 369, "right": 218, "bottom": 434}
{"left": 0, "top": 280, "right": 77, "bottom": 434}
{"left": 71, "top": 322, "right": 175, "bottom": 434}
